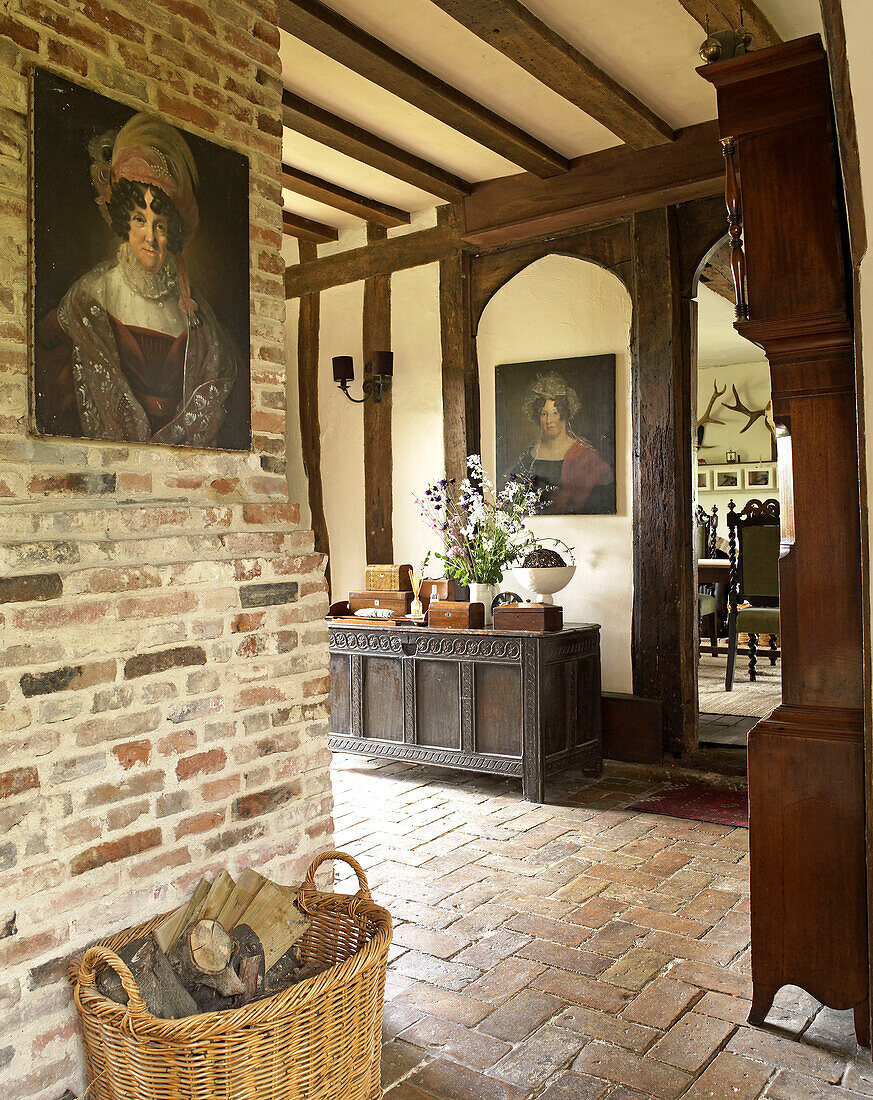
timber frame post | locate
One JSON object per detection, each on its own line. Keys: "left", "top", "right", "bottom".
{"left": 630, "top": 207, "right": 696, "bottom": 755}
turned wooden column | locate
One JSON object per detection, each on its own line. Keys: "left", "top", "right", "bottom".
{"left": 700, "top": 37, "right": 868, "bottom": 1042}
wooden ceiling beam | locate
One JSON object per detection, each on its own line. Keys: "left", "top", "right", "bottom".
{"left": 282, "top": 163, "right": 411, "bottom": 227}
{"left": 463, "top": 119, "right": 725, "bottom": 248}
{"left": 427, "top": 0, "right": 674, "bottom": 149}
{"left": 282, "top": 209, "right": 339, "bottom": 243}
{"left": 677, "top": 0, "right": 781, "bottom": 49}
{"left": 282, "top": 89, "right": 471, "bottom": 202}
{"left": 285, "top": 222, "right": 462, "bottom": 298}
{"left": 278, "top": 0, "right": 569, "bottom": 177}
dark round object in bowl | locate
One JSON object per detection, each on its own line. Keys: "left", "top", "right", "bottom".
{"left": 522, "top": 548, "right": 565, "bottom": 568}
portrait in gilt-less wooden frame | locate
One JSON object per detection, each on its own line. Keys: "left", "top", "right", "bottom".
{"left": 29, "top": 68, "right": 251, "bottom": 451}
{"left": 496, "top": 355, "right": 616, "bottom": 515}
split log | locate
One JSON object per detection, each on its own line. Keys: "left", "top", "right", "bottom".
{"left": 154, "top": 877, "right": 211, "bottom": 953}
{"left": 215, "top": 867, "right": 268, "bottom": 930}
{"left": 263, "top": 944, "right": 303, "bottom": 996}
{"left": 199, "top": 870, "right": 236, "bottom": 921}
{"left": 96, "top": 935, "right": 198, "bottom": 1019}
{"left": 168, "top": 919, "right": 246, "bottom": 999}
{"left": 231, "top": 923, "right": 265, "bottom": 1004}
{"left": 235, "top": 880, "right": 309, "bottom": 969}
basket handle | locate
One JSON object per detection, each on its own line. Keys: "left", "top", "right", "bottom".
{"left": 75, "top": 945, "right": 151, "bottom": 1018}
{"left": 298, "top": 850, "right": 372, "bottom": 901}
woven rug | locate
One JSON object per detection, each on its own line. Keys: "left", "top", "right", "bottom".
{"left": 629, "top": 782, "right": 749, "bottom": 828}
{"left": 697, "top": 654, "right": 780, "bottom": 718}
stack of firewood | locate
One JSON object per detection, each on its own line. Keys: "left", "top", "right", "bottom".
{"left": 95, "top": 868, "right": 326, "bottom": 1018}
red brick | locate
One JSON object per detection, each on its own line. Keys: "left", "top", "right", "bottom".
{"left": 0, "top": 14, "right": 39, "bottom": 51}
{"left": 158, "top": 729, "right": 198, "bottom": 756}
{"left": 201, "top": 775, "right": 240, "bottom": 802}
{"left": 0, "top": 929, "right": 67, "bottom": 969}
{"left": 0, "top": 766, "right": 39, "bottom": 799}
{"left": 210, "top": 478, "right": 239, "bottom": 495}
{"left": 175, "top": 810, "right": 224, "bottom": 840}
{"left": 233, "top": 781, "right": 301, "bottom": 820}
{"left": 232, "top": 611, "right": 265, "bottom": 633}
{"left": 176, "top": 748, "right": 226, "bottom": 780}
{"left": 242, "top": 502, "right": 298, "bottom": 525}
{"left": 13, "top": 601, "right": 109, "bottom": 630}
{"left": 81, "top": 567, "right": 161, "bottom": 593}
{"left": 112, "top": 740, "right": 151, "bottom": 770}
{"left": 116, "top": 472, "right": 153, "bottom": 493}
{"left": 128, "top": 845, "right": 192, "bottom": 880}
{"left": 118, "top": 592, "right": 197, "bottom": 619}
{"left": 237, "top": 684, "right": 287, "bottom": 709}
{"left": 70, "top": 827, "right": 162, "bottom": 875}
{"left": 156, "top": 88, "right": 218, "bottom": 131}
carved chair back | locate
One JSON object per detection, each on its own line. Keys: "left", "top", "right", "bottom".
{"left": 694, "top": 503, "right": 718, "bottom": 560}
{"left": 727, "top": 498, "right": 780, "bottom": 609}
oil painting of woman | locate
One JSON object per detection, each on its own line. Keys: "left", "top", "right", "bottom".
{"left": 497, "top": 358, "right": 616, "bottom": 515}
{"left": 32, "top": 71, "right": 250, "bottom": 450}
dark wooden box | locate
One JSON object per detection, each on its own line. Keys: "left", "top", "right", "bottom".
{"left": 348, "top": 590, "right": 412, "bottom": 614}
{"left": 427, "top": 601, "right": 484, "bottom": 629}
{"left": 492, "top": 603, "right": 563, "bottom": 632}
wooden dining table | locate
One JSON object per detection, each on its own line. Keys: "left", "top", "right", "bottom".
{"left": 697, "top": 558, "right": 730, "bottom": 585}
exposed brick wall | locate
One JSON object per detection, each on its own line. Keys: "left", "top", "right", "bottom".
{"left": 0, "top": 2, "right": 334, "bottom": 1097}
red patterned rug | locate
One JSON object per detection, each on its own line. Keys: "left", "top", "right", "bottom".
{"left": 628, "top": 783, "right": 748, "bottom": 828}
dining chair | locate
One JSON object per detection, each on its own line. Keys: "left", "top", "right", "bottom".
{"left": 725, "top": 498, "right": 781, "bottom": 690}
{"left": 695, "top": 504, "right": 719, "bottom": 656}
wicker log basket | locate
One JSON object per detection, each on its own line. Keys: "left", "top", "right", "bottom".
{"left": 68, "top": 852, "right": 392, "bottom": 1100}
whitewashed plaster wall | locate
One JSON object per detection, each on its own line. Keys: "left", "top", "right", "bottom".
{"left": 477, "top": 255, "right": 634, "bottom": 693}
{"left": 318, "top": 279, "right": 366, "bottom": 604}
{"left": 391, "top": 261, "right": 444, "bottom": 568}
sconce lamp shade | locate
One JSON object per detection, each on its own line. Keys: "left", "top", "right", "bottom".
{"left": 332, "top": 355, "right": 354, "bottom": 383}
{"left": 371, "top": 350, "right": 394, "bottom": 377}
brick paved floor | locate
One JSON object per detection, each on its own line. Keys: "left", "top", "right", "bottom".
{"left": 329, "top": 753, "right": 873, "bottom": 1099}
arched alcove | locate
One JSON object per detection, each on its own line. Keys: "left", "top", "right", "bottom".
{"left": 477, "top": 253, "right": 634, "bottom": 693}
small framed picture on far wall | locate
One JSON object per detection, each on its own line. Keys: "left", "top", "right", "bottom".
{"left": 715, "top": 468, "right": 741, "bottom": 490}
{"left": 744, "top": 465, "right": 777, "bottom": 491}
{"left": 697, "top": 468, "right": 713, "bottom": 492}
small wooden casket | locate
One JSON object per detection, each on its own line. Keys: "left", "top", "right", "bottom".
{"left": 492, "top": 603, "right": 564, "bottom": 632}
{"left": 427, "top": 601, "right": 485, "bottom": 629}
{"left": 348, "top": 590, "right": 413, "bottom": 614}
{"left": 365, "top": 564, "right": 413, "bottom": 592}
{"left": 419, "top": 578, "right": 455, "bottom": 609}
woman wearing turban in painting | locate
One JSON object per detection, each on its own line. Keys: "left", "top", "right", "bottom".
{"left": 35, "top": 112, "right": 242, "bottom": 448}
{"left": 512, "top": 371, "right": 614, "bottom": 514}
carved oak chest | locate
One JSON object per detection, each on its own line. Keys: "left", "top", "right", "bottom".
{"left": 327, "top": 622, "right": 602, "bottom": 803}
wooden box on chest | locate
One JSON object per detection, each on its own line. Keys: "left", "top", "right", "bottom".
{"left": 327, "top": 622, "right": 602, "bottom": 802}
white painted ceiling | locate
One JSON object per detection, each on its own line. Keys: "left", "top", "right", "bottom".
{"left": 697, "top": 284, "right": 765, "bottom": 368}
{"left": 280, "top": 0, "right": 825, "bottom": 226}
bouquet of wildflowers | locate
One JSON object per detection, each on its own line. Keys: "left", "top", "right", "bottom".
{"left": 414, "top": 455, "right": 542, "bottom": 586}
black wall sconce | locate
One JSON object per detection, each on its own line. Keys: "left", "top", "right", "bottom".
{"left": 332, "top": 351, "right": 393, "bottom": 404}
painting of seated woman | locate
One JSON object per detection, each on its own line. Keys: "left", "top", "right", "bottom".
{"left": 496, "top": 356, "right": 616, "bottom": 515}
{"left": 31, "top": 69, "right": 251, "bottom": 451}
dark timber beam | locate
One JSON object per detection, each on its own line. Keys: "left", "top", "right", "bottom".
{"left": 296, "top": 241, "right": 331, "bottom": 595}
{"left": 428, "top": 0, "right": 674, "bottom": 149}
{"left": 282, "top": 164, "right": 411, "bottom": 228}
{"left": 438, "top": 205, "right": 479, "bottom": 485}
{"left": 285, "top": 223, "right": 463, "bottom": 298}
{"left": 363, "top": 225, "right": 393, "bottom": 563}
{"left": 278, "top": 0, "right": 569, "bottom": 177}
{"left": 677, "top": 0, "right": 781, "bottom": 48}
{"left": 463, "top": 120, "right": 725, "bottom": 248}
{"left": 282, "top": 209, "right": 339, "bottom": 243}
{"left": 282, "top": 89, "right": 471, "bottom": 202}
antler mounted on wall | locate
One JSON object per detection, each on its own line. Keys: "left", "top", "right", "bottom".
{"left": 697, "top": 380, "right": 726, "bottom": 448}
{"left": 723, "top": 384, "right": 769, "bottom": 434}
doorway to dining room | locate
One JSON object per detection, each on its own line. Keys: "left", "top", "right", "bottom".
{"left": 692, "top": 240, "right": 782, "bottom": 751}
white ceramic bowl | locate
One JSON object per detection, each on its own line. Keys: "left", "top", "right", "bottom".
{"left": 513, "top": 565, "right": 576, "bottom": 605}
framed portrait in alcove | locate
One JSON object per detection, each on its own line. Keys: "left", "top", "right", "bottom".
{"left": 29, "top": 68, "right": 251, "bottom": 450}
{"left": 496, "top": 355, "right": 616, "bottom": 515}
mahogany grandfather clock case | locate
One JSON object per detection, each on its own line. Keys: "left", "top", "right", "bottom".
{"left": 701, "top": 38, "right": 869, "bottom": 1042}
